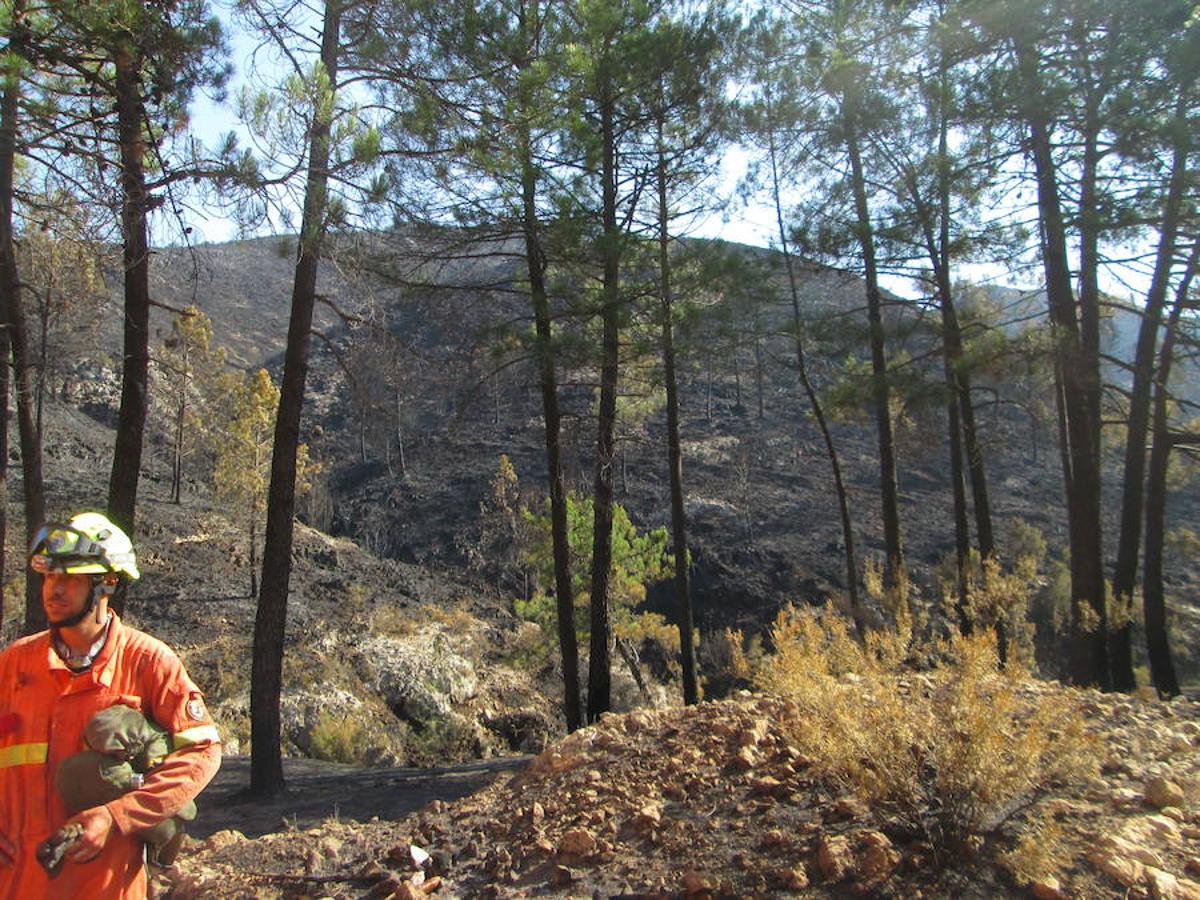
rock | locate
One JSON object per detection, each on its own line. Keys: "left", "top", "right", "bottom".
{"left": 1029, "top": 877, "right": 1068, "bottom": 899}
{"left": 751, "top": 776, "right": 784, "bottom": 798}
{"left": 1143, "top": 868, "right": 1200, "bottom": 900}
{"left": 1145, "top": 867, "right": 1179, "bottom": 900}
{"left": 528, "top": 750, "right": 584, "bottom": 777}
{"left": 760, "top": 829, "right": 785, "bottom": 849}
{"left": 625, "top": 711, "right": 652, "bottom": 733}
{"left": 1162, "top": 807, "right": 1187, "bottom": 823}
{"left": 730, "top": 746, "right": 757, "bottom": 771}
{"left": 202, "top": 830, "right": 245, "bottom": 851}
{"left": 859, "top": 831, "right": 900, "bottom": 881}
{"left": 817, "top": 835, "right": 854, "bottom": 882}
{"left": 737, "top": 719, "right": 769, "bottom": 748}
{"left": 831, "top": 796, "right": 870, "bottom": 821}
{"left": 529, "top": 802, "right": 545, "bottom": 825}
{"left": 550, "top": 865, "right": 574, "bottom": 888}
{"left": 428, "top": 849, "right": 452, "bottom": 877}
{"left": 1138, "top": 815, "right": 1183, "bottom": 843}
{"left": 1146, "top": 778, "right": 1186, "bottom": 810}
{"left": 557, "top": 828, "right": 597, "bottom": 860}
{"left": 711, "top": 722, "right": 736, "bottom": 739}
{"left": 1111, "top": 788, "right": 1144, "bottom": 808}
{"left": 365, "top": 875, "right": 404, "bottom": 899}
{"left": 681, "top": 871, "right": 714, "bottom": 896}
{"left": 631, "top": 804, "right": 662, "bottom": 834}
{"left": 390, "top": 883, "right": 424, "bottom": 900}
{"left": 1100, "top": 835, "right": 1163, "bottom": 868}
{"left": 1045, "top": 798, "right": 1095, "bottom": 817}
{"left": 313, "top": 836, "right": 342, "bottom": 861}
{"left": 1090, "top": 850, "right": 1148, "bottom": 887}
{"left": 775, "top": 867, "right": 809, "bottom": 890}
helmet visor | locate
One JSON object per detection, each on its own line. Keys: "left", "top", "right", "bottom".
{"left": 29, "top": 524, "right": 105, "bottom": 573}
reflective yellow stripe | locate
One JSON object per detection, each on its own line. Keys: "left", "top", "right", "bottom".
{"left": 172, "top": 726, "right": 220, "bottom": 748}
{"left": 0, "top": 742, "right": 48, "bottom": 769}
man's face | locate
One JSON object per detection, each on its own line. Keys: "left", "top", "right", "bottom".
{"left": 41, "top": 572, "right": 92, "bottom": 626}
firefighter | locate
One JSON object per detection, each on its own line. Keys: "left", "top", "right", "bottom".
{"left": 0, "top": 512, "right": 221, "bottom": 898}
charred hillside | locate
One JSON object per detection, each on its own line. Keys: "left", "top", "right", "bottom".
{"left": 124, "top": 231, "right": 1199, "bottom": 687}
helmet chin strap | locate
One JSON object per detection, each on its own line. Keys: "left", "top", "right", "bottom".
{"left": 48, "top": 578, "right": 113, "bottom": 631}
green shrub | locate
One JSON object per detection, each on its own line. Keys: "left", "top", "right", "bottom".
{"left": 409, "top": 715, "right": 481, "bottom": 765}
{"left": 310, "top": 711, "right": 374, "bottom": 765}
{"left": 516, "top": 492, "right": 673, "bottom": 660}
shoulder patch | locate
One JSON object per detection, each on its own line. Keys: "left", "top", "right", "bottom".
{"left": 186, "top": 696, "right": 207, "bottom": 721}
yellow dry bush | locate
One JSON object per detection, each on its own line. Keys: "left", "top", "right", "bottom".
{"left": 958, "top": 558, "right": 1040, "bottom": 670}
{"left": 997, "top": 813, "right": 1071, "bottom": 885}
{"left": 760, "top": 605, "right": 1098, "bottom": 857}
{"left": 700, "top": 627, "right": 753, "bottom": 682}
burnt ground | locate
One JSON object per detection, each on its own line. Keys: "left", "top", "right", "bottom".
{"left": 191, "top": 756, "right": 529, "bottom": 840}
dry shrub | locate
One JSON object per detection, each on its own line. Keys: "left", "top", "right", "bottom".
{"left": 959, "top": 558, "right": 1040, "bottom": 669}
{"left": 700, "top": 627, "right": 761, "bottom": 682}
{"left": 997, "top": 813, "right": 1071, "bottom": 885}
{"left": 760, "top": 605, "right": 1098, "bottom": 857}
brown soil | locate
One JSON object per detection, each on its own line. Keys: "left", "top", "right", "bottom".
{"left": 162, "top": 686, "right": 1200, "bottom": 899}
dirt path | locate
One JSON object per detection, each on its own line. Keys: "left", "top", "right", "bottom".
{"left": 191, "top": 755, "right": 530, "bottom": 839}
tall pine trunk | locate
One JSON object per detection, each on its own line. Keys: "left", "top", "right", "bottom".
{"left": 517, "top": 30, "right": 581, "bottom": 729}
{"left": 250, "top": 0, "right": 340, "bottom": 797}
{"left": 171, "top": 347, "right": 188, "bottom": 504}
{"left": 843, "top": 96, "right": 904, "bottom": 591}
{"left": 926, "top": 65, "right": 975, "bottom": 638}
{"left": 587, "top": 75, "right": 618, "bottom": 723}
{"left": 1140, "top": 242, "right": 1196, "bottom": 699}
{"left": 1015, "top": 36, "right": 1108, "bottom": 688}
{"left": 1110, "top": 88, "right": 1191, "bottom": 692}
{"left": 107, "top": 42, "right": 153, "bottom": 584}
{"left": 766, "top": 92, "right": 861, "bottom": 631}
{"left": 655, "top": 135, "right": 698, "bottom": 705}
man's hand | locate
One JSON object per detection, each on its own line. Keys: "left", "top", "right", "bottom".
{"left": 0, "top": 831, "right": 14, "bottom": 865}
{"left": 63, "top": 806, "right": 113, "bottom": 864}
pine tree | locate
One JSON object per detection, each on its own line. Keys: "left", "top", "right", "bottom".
{"left": 246, "top": 0, "right": 350, "bottom": 798}
{"left": 157, "top": 306, "right": 228, "bottom": 504}
{"left": 637, "top": 4, "right": 738, "bottom": 705}
{"left": 33, "top": 0, "right": 229, "bottom": 545}
{"left": 214, "top": 369, "right": 280, "bottom": 599}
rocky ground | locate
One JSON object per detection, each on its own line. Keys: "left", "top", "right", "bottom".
{"left": 161, "top": 682, "right": 1200, "bottom": 899}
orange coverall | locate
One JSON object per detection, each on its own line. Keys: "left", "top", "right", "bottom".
{"left": 0, "top": 614, "right": 220, "bottom": 898}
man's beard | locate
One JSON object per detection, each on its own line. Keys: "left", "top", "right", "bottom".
{"left": 49, "top": 594, "right": 95, "bottom": 630}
